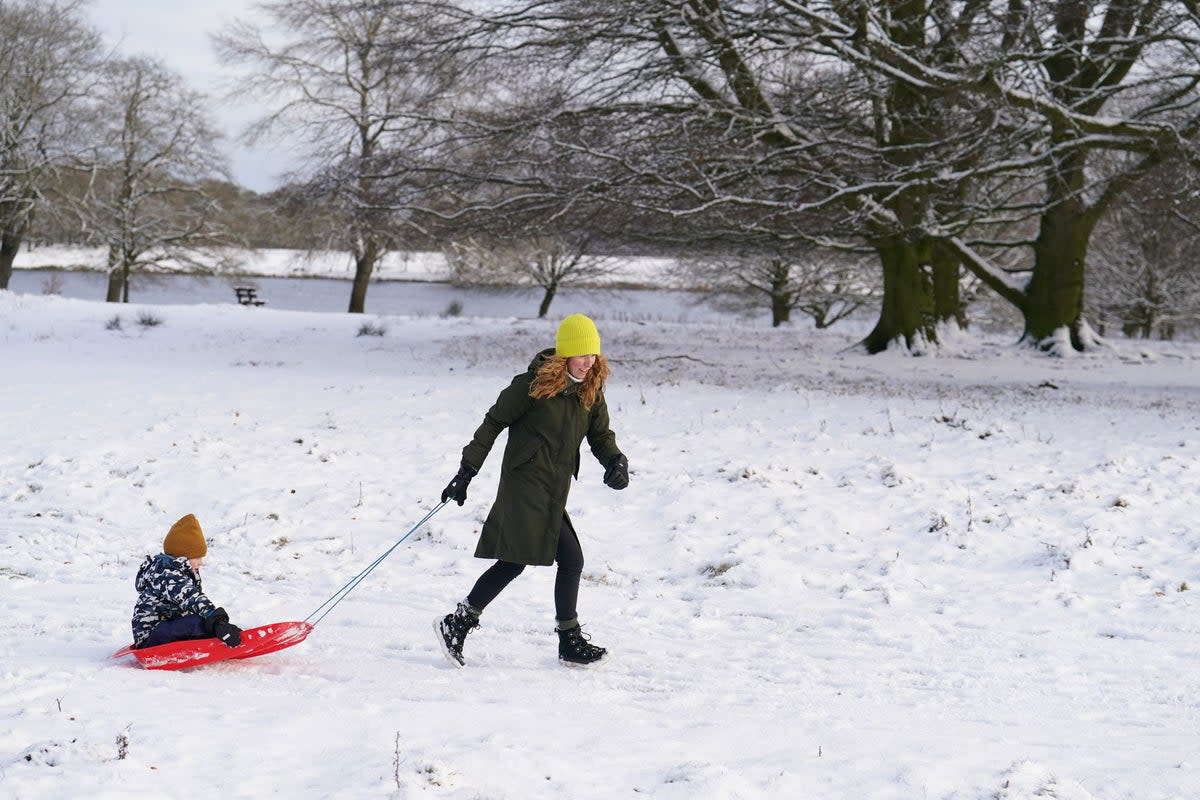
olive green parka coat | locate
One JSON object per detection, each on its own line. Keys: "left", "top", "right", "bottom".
{"left": 461, "top": 348, "right": 623, "bottom": 566}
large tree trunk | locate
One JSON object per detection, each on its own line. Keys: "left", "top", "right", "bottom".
{"left": 348, "top": 238, "right": 380, "bottom": 314}
{"left": 771, "top": 293, "right": 791, "bottom": 327}
{"left": 105, "top": 246, "right": 125, "bottom": 303}
{"left": 769, "top": 263, "right": 790, "bottom": 327}
{"left": 858, "top": 5, "right": 943, "bottom": 353}
{"left": 931, "top": 239, "right": 965, "bottom": 330}
{"left": 862, "top": 234, "right": 937, "bottom": 354}
{"left": 537, "top": 281, "right": 557, "bottom": 318}
{"left": 0, "top": 186, "right": 35, "bottom": 290}
{"left": 105, "top": 273, "right": 124, "bottom": 302}
{"left": 1022, "top": 191, "right": 1099, "bottom": 352}
{"left": 0, "top": 228, "right": 20, "bottom": 290}
{"left": 1001, "top": 104, "right": 1104, "bottom": 349}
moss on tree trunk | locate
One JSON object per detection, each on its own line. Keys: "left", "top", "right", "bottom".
{"left": 931, "top": 240, "right": 964, "bottom": 330}
{"left": 862, "top": 234, "right": 938, "bottom": 354}
{"left": 1023, "top": 202, "right": 1094, "bottom": 351}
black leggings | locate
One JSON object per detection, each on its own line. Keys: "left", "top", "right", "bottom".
{"left": 467, "top": 518, "right": 584, "bottom": 623}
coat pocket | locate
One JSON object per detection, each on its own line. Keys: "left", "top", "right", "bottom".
{"left": 505, "top": 438, "right": 542, "bottom": 471}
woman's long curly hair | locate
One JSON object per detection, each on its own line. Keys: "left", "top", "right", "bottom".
{"left": 529, "top": 354, "right": 610, "bottom": 410}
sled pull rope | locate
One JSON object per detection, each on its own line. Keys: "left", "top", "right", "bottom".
{"left": 305, "top": 502, "right": 447, "bottom": 628}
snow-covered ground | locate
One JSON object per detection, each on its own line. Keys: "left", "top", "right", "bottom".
{"left": 1, "top": 281, "right": 1198, "bottom": 800}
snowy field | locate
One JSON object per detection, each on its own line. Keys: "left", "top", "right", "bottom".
{"left": 6, "top": 268, "right": 728, "bottom": 325}
{"left": 1, "top": 280, "right": 1199, "bottom": 800}
{"left": 11, "top": 244, "right": 678, "bottom": 286}
{"left": 9, "top": 244, "right": 717, "bottom": 323}
{"left": 12, "top": 244, "right": 457, "bottom": 280}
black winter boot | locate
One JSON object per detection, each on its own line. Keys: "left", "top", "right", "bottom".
{"left": 435, "top": 601, "right": 480, "bottom": 667}
{"left": 557, "top": 623, "right": 606, "bottom": 666}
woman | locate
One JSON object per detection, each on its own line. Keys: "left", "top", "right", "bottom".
{"left": 435, "top": 313, "right": 629, "bottom": 667}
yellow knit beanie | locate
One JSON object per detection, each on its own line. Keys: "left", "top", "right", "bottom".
{"left": 163, "top": 513, "right": 207, "bottom": 559}
{"left": 555, "top": 313, "right": 601, "bottom": 357}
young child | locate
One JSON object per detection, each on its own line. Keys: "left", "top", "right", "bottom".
{"left": 131, "top": 513, "right": 243, "bottom": 649}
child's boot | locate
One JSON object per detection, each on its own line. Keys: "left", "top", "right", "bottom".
{"left": 435, "top": 600, "right": 480, "bottom": 667}
{"left": 556, "top": 619, "right": 606, "bottom": 666}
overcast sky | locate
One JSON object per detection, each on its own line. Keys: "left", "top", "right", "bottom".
{"left": 87, "top": 1, "right": 290, "bottom": 192}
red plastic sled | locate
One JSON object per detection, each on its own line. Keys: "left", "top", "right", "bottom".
{"left": 112, "top": 621, "right": 313, "bottom": 670}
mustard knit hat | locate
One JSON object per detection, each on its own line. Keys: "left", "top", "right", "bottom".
{"left": 555, "top": 313, "right": 601, "bottom": 357}
{"left": 163, "top": 513, "right": 207, "bottom": 559}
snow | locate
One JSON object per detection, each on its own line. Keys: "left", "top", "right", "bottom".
{"left": 14, "top": 245, "right": 454, "bottom": 281}
{"left": 2, "top": 273, "right": 1199, "bottom": 800}
{"left": 13, "top": 245, "right": 679, "bottom": 285}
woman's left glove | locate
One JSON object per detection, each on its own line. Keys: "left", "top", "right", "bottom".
{"left": 603, "top": 454, "right": 629, "bottom": 490}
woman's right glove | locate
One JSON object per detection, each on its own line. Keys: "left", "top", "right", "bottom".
{"left": 441, "top": 461, "right": 478, "bottom": 506}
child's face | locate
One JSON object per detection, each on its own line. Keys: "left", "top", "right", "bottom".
{"left": 188, "top": 557, "right": 204, "bottom": 572}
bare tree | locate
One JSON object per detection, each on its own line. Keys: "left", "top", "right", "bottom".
{"left": 0, "top": 0, "right": 101, "bottom": 289}
{"left": 753, "top": 1, "right": 1200, "bottom": 352}
{"left": 67, "top": 56, "right": 232, "bottom": 303}
{"left": 445, "top": 233, "right": 618, "bottom": 317}
{"left": 642, "top": 0, "right": 1200, "bottom": 352}
{"left": 929, "top": 1, "right": 1200, "bottom": 352}
{"left": 1088, "top": 160, "right": 1200, "bottom": 339}
{"left": 215, "top": 0, "right": 469, "bottom": 313}
{"left": 423, "top": 1, "right": 999, "bottom": 352}
{"left": 441, "top": 1, "right": 1200, "bottom": 355}
{"left": 681, "top": 248, "right": 879, "bottom": 328}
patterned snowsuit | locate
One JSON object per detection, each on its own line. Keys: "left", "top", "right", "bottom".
{"left": 130, "top": 553, "right": 218, "bottom": 647}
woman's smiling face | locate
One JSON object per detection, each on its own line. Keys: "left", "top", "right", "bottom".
{"left": 566, "top": 354, "right": 596, "bottom": 380}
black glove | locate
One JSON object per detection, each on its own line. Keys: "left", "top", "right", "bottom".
{"left": 441, "top": 461, "right": 477, "bottom": 506}
{"left": 204, "top": 607, "right": 242, "bottom": 648}
{"left": 213, "top": 619, "right": 242, "bottom": 648}
{"left": 603, "top": 453, "right": 629, "bottom": 490}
